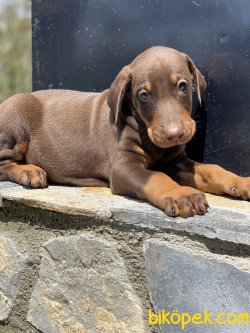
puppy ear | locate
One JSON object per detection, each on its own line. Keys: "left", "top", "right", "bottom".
{"left": 182, "top": 53, "right": 207, "bottom": 105}
{"left": 107, "top": 66, "right": 132, "bottom": 126}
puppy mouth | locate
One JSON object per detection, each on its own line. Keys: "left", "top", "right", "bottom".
{"left": 147, "top": 120, "right": 196, "bottom": 148}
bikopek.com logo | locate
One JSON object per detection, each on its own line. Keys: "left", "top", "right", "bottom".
{"left": 149, "top": 309, "right": 249, "bottom": 330}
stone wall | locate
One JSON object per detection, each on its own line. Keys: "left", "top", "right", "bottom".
{"left": 0, "top": 182, "right": 250, "bottom": 333}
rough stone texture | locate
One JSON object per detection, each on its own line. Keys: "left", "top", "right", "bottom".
{"left": 1, "top": 181, "right": 250, "bottom": 246}
{"left": 27, "top": 234, "right": 145, "bottom": 333}
{"left": 0, "top": 183, "right": 112, "bottom": 220}
{"left": 144, "top": 240, "right": 250, "bottom": 333}
{"left": 0, "top": 237, "right": 28, "bottom": 322}
{"left": 0, "top": 181, "right": 250, "bottom": 333}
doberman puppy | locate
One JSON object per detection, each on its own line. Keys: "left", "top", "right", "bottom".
{"left": 0, "top": 46, "right": 249, "bottom": 217}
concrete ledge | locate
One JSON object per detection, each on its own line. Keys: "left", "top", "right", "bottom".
{"left": 0, "top": 181, "right": 250, "bottom": 245}
{"left": 1, "top": 181, "right": 250, "bottom": 333}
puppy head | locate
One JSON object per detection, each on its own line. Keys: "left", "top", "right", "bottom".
{"left": 107, "top": 46, "right": 206, "bottom": 148}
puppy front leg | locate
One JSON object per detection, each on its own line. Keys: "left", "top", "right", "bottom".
{"left": 111, "top": 156, "right": 209, "bottom": 217}
{"left": 170, "top": 157, "right": 250, "bottom": 200}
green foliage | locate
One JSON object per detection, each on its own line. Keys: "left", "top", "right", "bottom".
{"left": 0, "top": 0, "right": 31, "bottom": 102}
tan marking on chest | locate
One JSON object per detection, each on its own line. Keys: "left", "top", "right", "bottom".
{"left": 133, "top": 145, "right": 153, "bottom": 165}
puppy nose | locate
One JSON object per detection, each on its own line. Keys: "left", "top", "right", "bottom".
{"left": 165, "top": 125, "right": 184, "bottom": 141}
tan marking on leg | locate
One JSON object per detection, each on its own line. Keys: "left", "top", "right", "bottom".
{"left": 0, "top": 159, "right": 14, "bottom": 166}
{"left": 14, "top": 143, "right": 28, "bottom": 161}
{"left": 143, "top": 172, "right": 179, "bottom": 206}
{"left": 8, "top": 163, "right": 40, "bottom": 173}
{"left": 0, "top": 143, "right": 28, "bottom": 165}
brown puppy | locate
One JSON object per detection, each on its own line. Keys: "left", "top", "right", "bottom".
{"left": 0, "top": 46, "right": 249, "bottom": 217}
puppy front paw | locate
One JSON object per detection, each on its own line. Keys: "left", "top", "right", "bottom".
{"left": 14, "top": 164, "right": 48, "bottom": 188}
{"left": 228, "top": 177, "right": 250, "bottom": 200}
{"left": 161, "top": 186, "right": 209, "bottom": 218}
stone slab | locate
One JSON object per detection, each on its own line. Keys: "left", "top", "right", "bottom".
{"left": 144, "top": 240, "right": 250, "bottom": 333}
{"left": 0, "top": 236, "right": 28, "bottom": 322}
{"left": 27, "top": 234, "right": 145, "bottom": 333}
{"left": 1, "top": 181, "right": 250, "bottom": 246}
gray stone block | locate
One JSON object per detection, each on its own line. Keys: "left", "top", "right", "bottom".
{"left": 0, "top": 237, "right": 28, "bottom": 322}
{"left": 1, "top": 182, "right": 250, "bottom": 246}
{"left": 27, "top": 234, "right": 145, "bottom": 333}
{"left": 144, "top": 240, "right": 250, "bottom": 333}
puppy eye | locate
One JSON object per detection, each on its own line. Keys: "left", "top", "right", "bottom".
{"left": 138, "top": 89, "right": 150, "bottom": 102}
{"left": 177, "top": 79, "right": 188, "bottom": 93}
